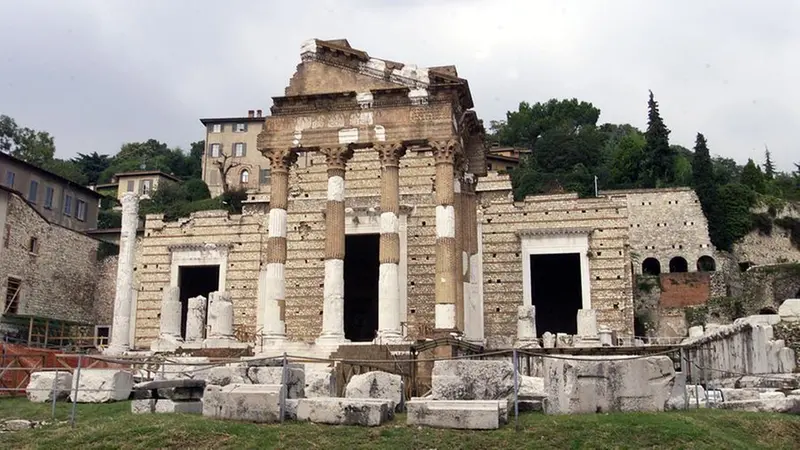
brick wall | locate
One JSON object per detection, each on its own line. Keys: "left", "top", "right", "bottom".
{"left": 658, "top": 272, "right": 711, "bottom": 308}
{"left": 0, "top": 192, "right": 110, "bottom": 325}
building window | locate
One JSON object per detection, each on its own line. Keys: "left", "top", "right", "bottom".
{"left": 234, "top": 142, "right": 246, "bottom": 157}
{"left": 126, "top": 180, "right": 135, "bottom": 192}
{"left": 212, "top": 123, "right": 222, "bottom": 133}
{"left": 4, "top": 171, "right": 14, "bottom": 188}
{"left": 141, "top": 179, "right": 152, "bottom": 195}
{"left": 4, "top": 277, "right": 21, "bottom": 315}
{"left": 235, "top": 123, "right": 247, "bottom": 132}
{"left": 259, "top": 168, "right": 271, "bottom": 185}
{"left": 44, "top": 186, "right": 54, "bottom": 209}
{"left": 28, "top": 180, "right": 38, "bottom": 203}
{"left": 240, "top": 169, "right": 249, "bottom": 184}
{"left": 94, "top": 325, "right": 110, "bottom": 347}
{"left": 64, "top": 194, "right": 73, "bottom": 216}
{"left": 76, "top": 199, "right": 87, "bottom": 221}
{"left": 210, "top": 143, "right": 221, "bottom": 158}
{"left": 28, "top": 237, "right": 38, "bottom": 254}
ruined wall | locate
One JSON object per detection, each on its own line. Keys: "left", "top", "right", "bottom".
{"left": 93, "top": 254, "right": 118, "bottom": 326}
{"left": 0, "top": 193, "right": 106, "bottom": 324}
{"left": 134, "top": 211, "right": 266, "bottom": 347}
{"left": 658, "top": 273, "right": 711, "bottom": 308}
{"left": 478, "top": 178, "right": 634, "bottom": 347}
{"left": 734, "top": 203, "right": 800, "bottom": 265}
{"left": 604, "top": 188, "right": 715, "bottom": 274}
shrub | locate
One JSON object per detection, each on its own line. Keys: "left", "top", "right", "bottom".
{"left": 182, "top": 178, "right": 211, "bottom": 202}
{"left": 98, "top": 209, "right": 122, "bottom": 229}
{"left": 750, "top": 212, "right": 773, "bottom": 236}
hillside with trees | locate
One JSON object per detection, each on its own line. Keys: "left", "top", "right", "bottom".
{"left": 489, "top": 93, "right": 800, "bottom": 252}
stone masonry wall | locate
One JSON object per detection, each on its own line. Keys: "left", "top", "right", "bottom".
{"left": 0, "top": 194, "right": 107, "bottom": 324}
{"left": 604, "top": 188, "right": 715, "bottom": 274}
{"left": 734, "top": 202, "right": 800, "bottom": 266}
{"left": 478, "top": 177, "right": 634, "bottom": 347}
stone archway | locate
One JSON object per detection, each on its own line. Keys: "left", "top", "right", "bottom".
{"left": 697, "top": 255, "right": 716, "bottom": 272}
{"left": 669, "top": 256, "right": 688, "bottom": 273}
{"left": 642, "top": 258, "right": 661, "bottom": 275}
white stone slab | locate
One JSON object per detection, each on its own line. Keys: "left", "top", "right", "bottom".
{"left": 70, "top": 369, "right": 133, "bottom": 403}
{"left": 27, "top": 371, "right": 73, "bottom": 403}
{"left": 432, "top": 360, "right": 515, "bottom": 400}
{"left": 202, "top": 384, "right": 284, "bottom": 423}
{"left": 305, "top": 368, "right": 334, "bottom": 398}
{"left": 249, "top": 365, "right": 305, "bottom": 399}
{"left": 717, "top": 397, "right": 800, "bottom": 413}
{"left": 132, "top": 399, "right": 202, "bottom": 414}
{"left": 295, "top": 398, "right": 391, "bottom": 426}
{"left": 778, "top": 299, "right": 800, "bottom": 322}
{"left": 345, "top": 371, "right": 402, "bottom": 408}
{"left": 406, "top": 400, "right": 501, "bottom": 430}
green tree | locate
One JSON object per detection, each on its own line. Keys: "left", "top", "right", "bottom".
{"left": 42, "top": 159, "right": 88, "bottom": 185}
{"left": 763, "top": 146, "right": 775, "bottom": 179}
{"left": 72, "top": 152, "right": 112, "bottom": 185}
{"left": 0, "top": 114, "right": 56, "bottom": 166}
{"left": 712, "top": 156, "right": 742, "bottom": 185}
{"left": 691, "top": 133, "right": 726, "bottom": 249}
{"left": 490, "top": 98, "right": 600, "bottom": 149}
{"left": 741, "top": 158, "right": 766, "bottom": 194}
{"left": 716, "top": 183, "right": 757, "bottom": 251}
{"left": 599, "top": 124, "right": 646, "bottom": 188}
{"left": 641, "top": 91, "right": 674, "bottom": 187}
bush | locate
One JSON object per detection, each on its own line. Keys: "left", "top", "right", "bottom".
{"left": 220, "top": 188, "right": 247, "bottom": 214}
{"left": 182, "top": 178, "right": 211, "bottom": 202}
{"left": 98, "top": 209, "right": 122, "bottom": 229}
{"left": 774, "top": 217, "right": 800, "bottom": 249}
{"left": 750, "top": 212, "right": 773, "bottom": 236}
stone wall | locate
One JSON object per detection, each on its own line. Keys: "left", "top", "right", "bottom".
{"left": 738, "top": 264, "right": 800, "bottom": 314}
{"left": 734, "top": 203, "right": 800, "bottom": 265}
{"left": 603, "top": 188, "right": 715, "bottom": 275}
{"left": 478, "top": 177, "right": 633, "bottom": 347}
{"left": 659, "top": 273, "right": 711, "bottom": 308}
{"left": 0, "top": 193, "right": 109, "bottom": 325}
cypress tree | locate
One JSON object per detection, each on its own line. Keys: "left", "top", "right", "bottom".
{"left": 763, "top": 146, "right": 775, "bottom": 179}
{"left": 741, "top": 158, "right": 766, "bottom": 193}
{"left": 692, "top": 133, "right": 723, "bottom": 249}
{"left": 642, "top": 90, "right": 674, "bottom": 187}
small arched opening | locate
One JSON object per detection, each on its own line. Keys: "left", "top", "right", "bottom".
{"left": 697, "top": 255, "right": 716, "bottom": 272}
{"left": 669, "top": 256, "right": 688, "bottom": 273}
{"left": 759, "top": 307, "right": 777, "bottom": 315}
{"left": 642, "top": 258, "right": 661, "bottom": 276}
{"left": 240, "top": 169, "right": 250, "bottom": 185}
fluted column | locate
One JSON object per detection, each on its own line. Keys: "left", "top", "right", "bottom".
{"left": 375, "top": 143, "right": 406, "bottom": 342}
{"left": 431, "top": 140, "right": 461, "bottom": 332}
{"left": 317, "top": 145, "right": 354, "bottom": 343}
{"left": 258, "top": 147, "right": 297, "bottom": 345}
{"left": 105, "top": 192, "right": 139, "bottom": 355}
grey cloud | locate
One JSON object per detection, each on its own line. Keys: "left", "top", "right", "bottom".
{"left": 0, "top": 0, "right": 796, "bottom": 170}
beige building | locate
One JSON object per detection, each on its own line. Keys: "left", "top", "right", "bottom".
{"left": 0, "top": 152, "right": 102, "bottom": 231}
{"left": 114, "top": 170, "right": 180, "bottom": 200}
{"left": 129, "top": 39, "right": 635, "bottom": 353}
{"left": 485, "top": 145, "right": 530, "bottom": 173}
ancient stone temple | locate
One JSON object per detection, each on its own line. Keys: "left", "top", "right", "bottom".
{"left": 129, "top": 39, "right": 636, "bottom": 354}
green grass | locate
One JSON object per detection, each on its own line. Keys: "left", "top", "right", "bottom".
{"left": 1, "top": 397, "right": 799, "bottom": 449}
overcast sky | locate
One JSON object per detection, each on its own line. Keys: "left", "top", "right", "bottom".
{"left": 1, "top": 0, "right": 797, "bottom": 170}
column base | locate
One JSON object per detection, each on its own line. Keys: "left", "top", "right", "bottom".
{"left": 260, "top": 334, "right": 287, "bottom": 350}
{"left": 150, "top": 336, "right": 183, "bottom": 353}
{"left": 574, "top": 336, "right": 602, "bottom": 348}
{"left": 374, "top": 330, "right": 407, "bottom": 345}
{"left": 203, "top": 337, "right": 249, "bottom": 349}
{"left": 103, "top": 344, "right": 130, "bottom": 356}
{"left": 514, "top": 338, "right": 541, "bottom": 349}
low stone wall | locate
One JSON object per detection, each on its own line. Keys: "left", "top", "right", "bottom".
{"left": 774, "top": 321, "right": 800, "bottom": 368}
{"left": 684, "top": 322, "right": 796, "bottom": 382}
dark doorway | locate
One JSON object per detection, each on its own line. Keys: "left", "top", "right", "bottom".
{"left": 344, "top": 234, "right": 379, "bottom": 342}
{"left": 669, "top": 257, "right": 688, "bottom": 273}
{"left": 530, "top": 253, "right": 582, "bottom": 336}
{"left": 178, "top": 265, "right": 220, "bottom": 339}
{"left": 697, "top": 255, "right": 716, "bottom": 272}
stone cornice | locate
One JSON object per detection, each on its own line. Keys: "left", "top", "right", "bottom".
{"left": 515, "top": 227, "right": 594, "bottom": 238}
{"left": 168, "top": 243, "right": 233, "bottom": 253}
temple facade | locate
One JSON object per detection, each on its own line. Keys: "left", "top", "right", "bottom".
{"left": 121, "top": 39, "right": 641, "bottom": 354}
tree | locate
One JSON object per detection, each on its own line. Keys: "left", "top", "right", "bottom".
{"left": 641, "top": 91, "right": 674, "bottom": 187}
{"left": 42, "top": 159, "right": 88, "bottom": 185}
{"left": 763, "top": 146, "right": 775, "bottom": 179}
{"left": 0, "top": 114, "right": 56, "bottom": 166}
{"left": 490, "top": 98, "right": 601, "bottom": 150}
{"left": 213, "top": 149, "right": 245, "bottom": 194}
{"left": 72, "top": 152, "right": 112, "bottom": 185}
{"left": 741, "top": 158, "right": 766, "bottom": 194}
{"left": 692, "top": 133, "right": 724, "bottom": 248}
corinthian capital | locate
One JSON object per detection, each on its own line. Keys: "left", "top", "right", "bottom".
{"left": 430, "top": 139, "right": 462, "bottom": 165}
{"left": 375, "top": 142, "right": 406, "bottom": 168}
{"left": 261, "top": 147, "right": 298, "bottom": 172}
{"left": 320, "top": 145, "right": 354, "bottom": 171}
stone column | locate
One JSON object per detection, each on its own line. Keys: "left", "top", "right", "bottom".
{"left": 205, "top": 291, "right": 238, "bottom": 347}
{"left": 515, "top": 305, "right": 540, "bottom": 348}
{"left": 105, "top": 192, "right": 139, "bottom": 355}
{"left": 150, "top": 286, "right": 182, "bottom": 352}
{"left": 185, "top": 295, "right": 207, "bottom": 343}
{"left": 430, "top": 140, "right": 460, "bottom": 332}
{"left": 462, "top": 176, "right": 483, "bottom": 343}
{"left": 452, "top": 162, "right": 465, "bottom": 331}
{"left": 317, "top": 145, "right": 354, "bottom": 343}
{"left": 258, "top": 147, "right": 297, "bottom": 345}
{"left": 375, "top": 142, "right": 406, "bottom": 343}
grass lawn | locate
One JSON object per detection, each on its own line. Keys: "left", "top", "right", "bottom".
{"left": 1, "top": 397, "right": 799, "bottom": 449}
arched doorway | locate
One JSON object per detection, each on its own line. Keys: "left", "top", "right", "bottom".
{"left": 697, "top": 255, "right": 716, "bottom": 272}
{"left": 669, "top": 257, "right": 688, "bottom": 273}
{"left": 642, "top": 258, "right": 661, "bottom": 275}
